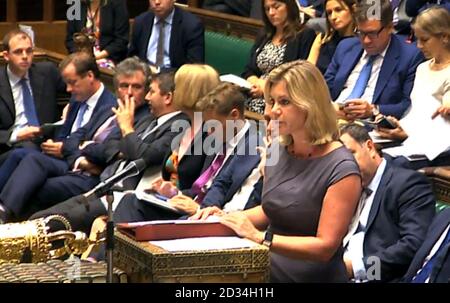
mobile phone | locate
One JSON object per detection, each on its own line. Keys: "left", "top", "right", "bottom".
{"left": 377, "top": 117, "right": 397, "bottom": 129}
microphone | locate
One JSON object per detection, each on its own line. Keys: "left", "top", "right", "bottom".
{"left": 90, "top": 158, "right": 146, "bottom": 198}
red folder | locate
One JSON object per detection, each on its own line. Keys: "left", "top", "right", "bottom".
{"left": 116, "top": 220, "right": 237, "bottom": 241}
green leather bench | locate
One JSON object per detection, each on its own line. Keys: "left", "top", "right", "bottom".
{"left": 205, "top": 31, "right": 254, "bottom": 76}
{"left": 436, "top": 201, "right": 450, "bottom": 213}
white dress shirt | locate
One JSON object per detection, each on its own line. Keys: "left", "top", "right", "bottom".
{"left": 7, "top": 66, "right": 34, "bottom": 143}
{"left": 335, "top": 40, "right": 391, "bottom": 104}
{"left": 70, "top": 83, "right": 105, "bottom": 134}
{"left": 146, "top": 9, "right": 174, "bottom": 68}
{"left": 344, "top": 159, "right": 387, "bottom": 282}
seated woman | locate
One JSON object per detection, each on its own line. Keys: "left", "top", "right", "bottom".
{"left": 307, "top": 0, "right": 356, "bottom": 74}
{"left": 376, "top": 6, "right": 450, "bottom": 168}
{"left": 201, "top": 60, "right": 362, "bottom": 282}
{"left": 66, "top": 0, "right": 129, "bottom": 67}
{"left": 115, "top": 83, "right": 263, "bottom": 222}
{"left": 109, "top": 64, "right": 220, "bottom": 223}
{"left": 242, "top": 0, "right": 316, "bottom": 114}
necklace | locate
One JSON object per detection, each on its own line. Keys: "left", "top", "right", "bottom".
{"left": 287, "top": 144, "right": 313, "bottom": 158}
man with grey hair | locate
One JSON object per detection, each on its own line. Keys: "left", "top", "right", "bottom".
{"left": 0, "top": 57, "right": 155, "bottom": 222}
{"left": 325, "top": 0, "right": 424, "bottom": 120}
{"left": 29, "top": 63, "right": 188, "bottom": 234}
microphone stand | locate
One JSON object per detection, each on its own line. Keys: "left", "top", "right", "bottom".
{"left": 105, "top": 190, "right": 114, "bottom": 283}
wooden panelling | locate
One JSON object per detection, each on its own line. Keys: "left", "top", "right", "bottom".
{"left": 0, "top": 0, "right": 6, "bottom": 22}
{"left": 54, "top": 0, "right": 68, "bottom": 21}
{"left": 16, "top": 0, "right": 43, "bottom": 21}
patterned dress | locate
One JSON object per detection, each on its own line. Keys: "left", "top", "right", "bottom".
{"left": 247, "top": 41, "right": 287, "bottom": 114}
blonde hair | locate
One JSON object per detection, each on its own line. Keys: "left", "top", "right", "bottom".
{"left": 173, "top": 64, "right": 220, "bottom": 111}
{"left": 264, "top": 60, "right": 338, "bottom": 146}
{"left": 412, "top": 6, "right": 450, "bottom": 50}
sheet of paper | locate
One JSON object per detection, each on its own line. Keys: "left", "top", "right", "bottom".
{"left": 220, "top": 74, "right": 252, "bottom": 90}
{"left": 384, "top": 115, "right": 450, "bottom": 160}
{"left": 149, "top": 236, "right": 259, "bottom": 252}
{"left": 369, "top": 131, "right": 394, "bottom": 144}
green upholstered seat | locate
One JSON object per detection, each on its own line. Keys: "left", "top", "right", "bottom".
{"left": 205, "top": 31, "right": 253, "bottom": 76}
{"left": 436, "top": 201, "right": 450, "bottom": 213}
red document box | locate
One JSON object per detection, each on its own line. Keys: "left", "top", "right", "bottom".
{"left": 116, "top": 220, "right": 236, "bottom": 241}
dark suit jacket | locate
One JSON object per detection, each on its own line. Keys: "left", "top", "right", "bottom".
{"left": 80, "top": 104, "right": 150, "bottom": 167}
{"left": 405, "top": 0, "right": 450, "bottom": 17}
{"left": 241, "top": 27, "right": 316, "bottom": 79}
{"left": 324, "top": 34, "right": 424, "bottom": 119}
{"left": 161, "top": 125, "right": 209, "bottom": 191}
{"left": 0, "top": 62, "right": 65, "bottom": 152}
{"left": 112, "top": 112, "right": 189, "bottom": 189}
{"left": 65, "top": 0, "right": 129, "bottom": 63}
{"left": 361, "top": 161, "right": 435, "bottom": 282}
{"left": 202, "top": 124, "right": 262, "bottom": 210}
{"left": 402, "top": 208, "right": 450, "bottom": 283}
{"left": 61, "top": 88, "right": 117, "bottom": 166}
{"left": 56, "top": 87, "right": 117, "bottom": 141}
{"left": 128, "top": 7, "right": 205, "bottom": 68}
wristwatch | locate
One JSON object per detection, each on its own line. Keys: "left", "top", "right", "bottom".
{"left": 372, "top": 104, "right": 380, "bottom": 117}
{"left": 262, "top": 229, "right": 273, "bottom": 248}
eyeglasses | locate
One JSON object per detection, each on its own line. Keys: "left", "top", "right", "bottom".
{"left": 354, "top": 26, "right": 384, "bottom": 39}
{"left": 118, "top": 83, "right": 144, "bottom": 91}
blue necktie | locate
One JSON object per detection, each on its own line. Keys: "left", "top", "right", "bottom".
{"left": 19, "top": 78, "right": 39, "bottom": 126}
{"left": 346, "top": 55, "right": 377, "bottom": 100}
{"left": 411, "top": 228, "right": 450, "bottom": 283}
{"left": 75, "top": 102, "right": 88, "bottom": 130}
{"left": 298, "top": 0, "right": 309, "bottom": 6}
{"left": 390, "top": 0, "right": 400, "bottom": 10}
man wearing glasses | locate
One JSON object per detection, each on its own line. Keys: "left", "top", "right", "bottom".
{"left": 325, "top": 0, "right": 424, "bottom": 121}
{"left": 0, "top": 29, "right": 65, "bottom": 162}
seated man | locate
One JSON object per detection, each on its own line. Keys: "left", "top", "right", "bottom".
{"left": 128, "top": 0, "right": 205, "bottom": 71}
{"left": 325, "top": 0, "right": 424, "bottom": 121}
{"left": 0, "top": 52, "right": 117, "bottom": 223}
{"left": 340, "top": 123, "right": 435, "bottom": 282}
{"left": 0, "top": 57, "right": 153, "bottom": 222}
{"left": 113, "top": 82, "right": 263, "bottom": 224}
{"left": 0, "top": 29, "right": 65, "bottom": 162}
{"left": 402, "top": 208, "right": 450, "bottom": 283}
{"left": 30, "top": 70, "right": 188, "bottom": 233}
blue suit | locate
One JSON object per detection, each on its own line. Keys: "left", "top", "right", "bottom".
{"left": 402, "top": 208, "right": 450, "bottom": 283}
{"left": 324, "top": 35, "right": 424, "bottom": 118}
{"left": 0, "top": 88, "right": 117, "bottom": 220}
{"left": 202, "top": 129, "right": 262, "bottom": 210}
{"left": 360, "top": 161, "right": 435, "bottom": 282}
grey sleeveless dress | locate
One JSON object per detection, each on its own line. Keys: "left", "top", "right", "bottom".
{"left": 262, "top": 145, "right": 360, "bottom": 282}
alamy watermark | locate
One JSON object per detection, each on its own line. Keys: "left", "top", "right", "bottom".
{"left": 66, "top": 0, "right": 81, "bottom": 21}
{"left": 170, "top": 112, "right": 280, "bottom": 166}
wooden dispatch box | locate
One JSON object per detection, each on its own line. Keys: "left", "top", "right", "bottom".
{"left": 113, "top": 231, "right": 270, "bottom": 283}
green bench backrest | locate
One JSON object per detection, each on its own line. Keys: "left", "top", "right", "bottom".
{"left": 436, "top": 201, "right": 450, "bottom": 213}
{"left": 205, "top": 31, "right": 253, "bottom": 76}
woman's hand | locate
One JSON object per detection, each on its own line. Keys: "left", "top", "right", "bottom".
{"left": 189, "top": 206, "right": 225, "bottom": 220}
{"left": 150, "top": 177, "right": 178, "bottom": 198}
{"left": 220, "top": 212, "right": 263, "bottom": 244}
{"left": 376, "top": 116, "right": 408, "bottom": 141}
{"left": 168, "top": 195, "right": 199, "bottom": 215}
{"left": 432, "top": 105, "right": 450, "bottom": 120}
{"left": 248, "top": 77, "right": 266, "bottom": 98}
